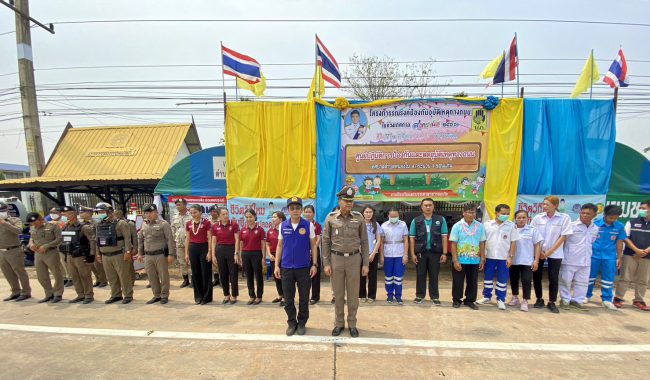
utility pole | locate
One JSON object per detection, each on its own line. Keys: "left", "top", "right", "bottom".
{"left": 2, "top": 0, "right": 55, "bottom": 212}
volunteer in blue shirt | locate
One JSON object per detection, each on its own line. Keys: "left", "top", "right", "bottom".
{"left": 274, "top": 197, "right": 318, "bottom": 337}
{"left": 587, "top": 205, "right": 627, "bottom": 310}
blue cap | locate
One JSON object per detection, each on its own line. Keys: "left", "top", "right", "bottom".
{"left": 287, "top": 196, "right": 303, "bottom": 208}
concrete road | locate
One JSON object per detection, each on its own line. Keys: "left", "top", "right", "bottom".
{"left": 0, "top": 266, "right": 648, "bottom": 379}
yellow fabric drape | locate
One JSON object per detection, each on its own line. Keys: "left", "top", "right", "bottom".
{"left": 484, "top": 98, "right": 524, "bottom": 219}
{"left": 225, "top": 101, "right": 316, "bottom": 199}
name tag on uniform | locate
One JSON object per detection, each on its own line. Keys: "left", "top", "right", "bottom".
{"left": 62, "top": 231, "right": 75, "bottom": 242}
{"left": 99, "top": 238, "right": 107, "bottom": 245}
{"left": 426, "top": 225, "right": 431, "bottom": 233}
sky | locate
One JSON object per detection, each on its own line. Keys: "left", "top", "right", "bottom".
{"left": 1, "top": 0, "right": 649, "bottom": 166}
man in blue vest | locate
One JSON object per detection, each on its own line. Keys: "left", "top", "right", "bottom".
{"left": 274, "top": 196, "right": 318, "bottom": 336}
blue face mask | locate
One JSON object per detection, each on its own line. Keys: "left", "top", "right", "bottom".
{"left": 389, "top": 217, "right": 399, "bottom": 224}
{"left": 639, "top": 210, "right": 648, "bottom": 218}
{"left": 92, "top": 214, "right": 108, "bottom": 222}
{"left": 498, "top": 215, "right": 509, "bottom": 222}
{"left": 60, "top": 216, "right": 68, "bottom": 223}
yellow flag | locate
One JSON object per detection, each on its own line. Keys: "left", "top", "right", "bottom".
{"left": 308, "top": 66, "right": 325, "bottom": 99}
{"left": 570, "top": 51, "right": 600, "bottom": 98}
{"left": 236, "top": 72, "right": 266, "bottom": 97}
{"left": 480, "top": 53, "right": 504, "bottom": 79}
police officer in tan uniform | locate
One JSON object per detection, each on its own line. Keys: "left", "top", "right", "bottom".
{"left": 94, "top": 203, "right": 134, "bottom": 304}
{"left": 171, "top": 198, "right": 193, "bottom": 288}
{"left": 27, "top": 212, "right": 64, "bottom": 303}
{"left": 80, "top": 206, "right": 107, "bottom": 287}
{"left": 114, "top": 210, "right": 138, "bottom": 286}
{"left": 0, "top": 201, "right": 31, "bottom": 301}
{"left": 322, "top": 186, "right": 369, "bottom": 338}
{"left": 137, "top": 204, "right": 176, "bottom": 304}
{"left": 59, "top": 205, "right": 97, "bottom": 304}
{"left": 48, "top": 206, "right": 73, "bottom": 288}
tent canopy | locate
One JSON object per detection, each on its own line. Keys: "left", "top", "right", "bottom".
{"left": 155, "top": 146, "right": 227, "bottom": 196}
{"left": 608, "top": 142, "right": 650, "bottom": 196}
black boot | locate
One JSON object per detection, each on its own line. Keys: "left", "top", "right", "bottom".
{"left": 180, "top": 275, "right": 190, "bottom": 288}
{"left": 212, "top": 273, "right": 220, "bottom": 287}
{"left": 189, "top": 276, "right": 194, "bottom": 288}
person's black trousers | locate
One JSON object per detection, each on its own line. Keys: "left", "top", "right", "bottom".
{"left": 510, "top": 264, "right": 533, "bottom": 299}
{"left": 189, "top": 242, "right": 213, "bottom": 303}
{"left": 269, "top": 258, "right": 283, "bottom": 297}
{"left": 216, "top": 244, "right": 238, "bottom": 297}
{"left": 242, "top": 250, "right": 264, "bottom": 298}
{"left": 415, "top": 251, "right": 442, "bottom": 299}
{"left": 310, "top": 248, "right": 322, "bottom": 301}
{"left": 359, "top": 256, "right": 379, "bottom": 299}
{"left": 533, "top": 257, "right": 562, "bottom": 302}
{"left": 281, "top": 267, "right": 311, "bottom": 327}
{"left": 452, "top": 263, "right": 479, "bottom": 303}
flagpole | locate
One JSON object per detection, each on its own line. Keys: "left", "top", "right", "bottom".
{"left": 314, "top": 33, "right": 319, "bottom": 99}
{"left": 220, "top": 41, "right": 227, "bottom": 125}
{"left": 501, "top": 50, "right": 505, "bottom": 98}
{"left": 589, "top": 49, "right": 594, "bottom": 100}
{"left": 515, "top": 32, "right": 520, "bottom": 96}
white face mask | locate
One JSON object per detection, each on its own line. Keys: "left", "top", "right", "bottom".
{"left": 0, "top": 211, "right": 8, "bottom": 219}
{"left": 49, "top": 213, "right": 60, "bottom": 221}
{"left": 389, "top": 217, "right": 399, "bottom": 224}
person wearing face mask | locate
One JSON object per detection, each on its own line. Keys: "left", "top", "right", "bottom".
{"left": 79, "top": 206, "right": 107, "bottom": 288}
{"left": 59, "top": 205, "right": 97, "bottom": 304}
{"left": 93, "top": 202, "right": 134, "bottom": 304}
{"left": 615, "top": 199, "right": 650, "bottom": 311}
{"left": 531, "top": 195, "right": 573, "bottom": 314}
{"left": 380, "top": 208, "right": 409, "bottom": 305}
{"left": 477, "top": 204, "right": 520, "bottom": 310}
{"left": 509, "top": 210, "right": 543, "bottom": 312}
{"left": 0, "top": 201, "right": 31, "bottom": 302}
{"left": 48, "top": 207, "right": 73, "bottom": 288}
{"left": 27, "top": 212, "right": 64, "bottom": 303}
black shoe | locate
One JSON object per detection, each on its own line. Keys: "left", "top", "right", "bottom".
{"left": 3, "top": 294, "right": 20, "bottom": 301}
{"left": 309, "top": 299, "right": 318, "bottom": 305}
{"left": 146, "top": 284, "right": 151, "bottom": 289}
{"left": 332, "top": 326, "right": 343, "bottom": 336}
{"left": 195, "top": 299, "right": 202, "bottom": 305}
{"left": 452, "top": 300, "right": 462, "bottom": 308}
{"left": 547, "top": 302, "right": 560, "bottom": 314}
{"left": 286, "top": 325, "right": 298, "bottom": 336}
{"left": 93, "top": 281, "right": 101, "bottom": 287}
{"left": 51, "top": 296, "right": 62, "bottom": 303}
{"left": 331, "top": 297, "right": 336, "bottom": 304}
{"left": 68, "top": 296, "right": 84, "bottom": 304}
{"left": 38, "top": 295, "right": 54, "bottom": 303}
{"left": 160, "top": 298, "right": 168, "bottom": 304}
{"left": 83, "top": 298, "right": 93, "bottom": 304}
{"left": 432, "top": 299, "right": 442, "bottom": 306}
{"left": 296, "top": 325, "right": 306, "bottom": 336}
{"left": 14, "top": 295, "right": 30, "bottom": 302}
{"left": 104, "top": 296, "right": 123, "bottom": 304}
{"left": 179, "top": 275, "right": 190, "bottom": 288}
{"left": 146, "top": 297, "right": 161, "bottom": 304}
{"left": 279, "top": 301, "right": 286, "bottom": 307}
{"left": 349, "top": 328, "right": 359, "bottom": 338}
{"left": 272, "top": 297, "right": 282, "bottom": 303}
{"left": 534, "top": 298, "right": 545, "bottom": 308}
{"left": 64, "top": 279, "right": 73, "bottom": 288}
{"left": 200, "top": 299, "right": 210, "bottom": 305}
{"left": 464, "top": 302, "right": 479, "bottom": 310}
{"left": 122, "top": 297, "right": 133, "bottom": 304}
{"left": 98, "top": 283, "right": 108, "bottom": 288}
{"left": 212, "top": 279, "right": 220, "bottom": 287}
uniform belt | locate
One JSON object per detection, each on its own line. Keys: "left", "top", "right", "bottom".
{"left": 101, "top": 251, "right": 123, "bottom": 257}
{"left": 144, "top": 249, "right": 165, "bottom": 256}
{"left": 0, "top": 245, "right": 20, "bottom": 251}
{"left": 385, "top": 240, "right": 404, "bottom": 245}
{"left": 332, "top": 250, "right": 359, "bottom": 257}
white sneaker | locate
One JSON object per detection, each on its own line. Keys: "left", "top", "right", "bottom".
{"left": 497, "top": 300, "right": 506, "bottom": 310}
{"left": 476, "top": 297, "right": 491, "bottom": 305}
{"left": 583, "top": 297, "right": 591, "bottom": 304}
{"left": 602, "top": 301, "right": 618, "bottom": 311}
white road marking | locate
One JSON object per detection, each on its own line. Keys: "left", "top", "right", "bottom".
{"left": 1, "top": 323, "right": 649, "bottom": 353}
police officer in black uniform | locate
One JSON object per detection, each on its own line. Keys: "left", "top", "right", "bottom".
{"left": 59, "top": 205, "right": 97, "bottom": 304}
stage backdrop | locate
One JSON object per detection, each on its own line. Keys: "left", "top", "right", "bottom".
{"left": 227, "top": 197, "right": 315, "bottom": 231}
{"left": 339, "top": 100, "right": 490, "bottom": 202}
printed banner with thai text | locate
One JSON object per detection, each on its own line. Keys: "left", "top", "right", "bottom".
{"left": 227, "top": 198, "right": 316, "bottom": 231}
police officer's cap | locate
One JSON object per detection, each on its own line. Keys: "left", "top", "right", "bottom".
{"left": 0, "top": 201, "right": 7, "bottom": 211}
{"left": 209, "top": 205, "right": 219, "bottom": 212}
{"left": 174, "top": 198, "right": 187, "bottom": 205}
{"left": 337, "top": 186, "right": 356, "bottom": 200}
{"left": 79, "top": 206, "right": 93, "bottom": 213}
{"left": 26, "top": 212, "right": 41, "bottom": 223}
{"left": 94, "top": 202, "right": 113, "bottom": 212}
{"left": 143, "top": 203, "right": 157, "bottom": 212}
{"left": 60, "top": 205, "right": 75, "bottom": 213}
{"left": 286, "top": 196, "right": 303, "bottom": 208}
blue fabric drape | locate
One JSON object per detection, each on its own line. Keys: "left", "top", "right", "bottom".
{"left": 316, "top": 104, "right": 342, "bottom": 225}
{"left": 518, "top": 99, "right": 616, "bottom": 195}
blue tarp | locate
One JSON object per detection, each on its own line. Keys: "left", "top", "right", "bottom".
{"left": 518, "top": 99, "right": 616, "bottom": 195}
{"left": 315, "top": 104, "right": 342, "bottom": 225}
{"left": 155, "top": 146, "right": 227, "bottom": 197}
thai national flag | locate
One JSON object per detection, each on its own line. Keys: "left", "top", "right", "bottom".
{"left": 221, "top": 45, "right": 262, "bottom": 84}
{"left": 316, "top": 36, "right": 341, "bottom": 88}
{"left": 493, "top": 36, "right": 518, "bottom": 85}
{"left": 603, "top": 49, "right": 629, "bottom": 88}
